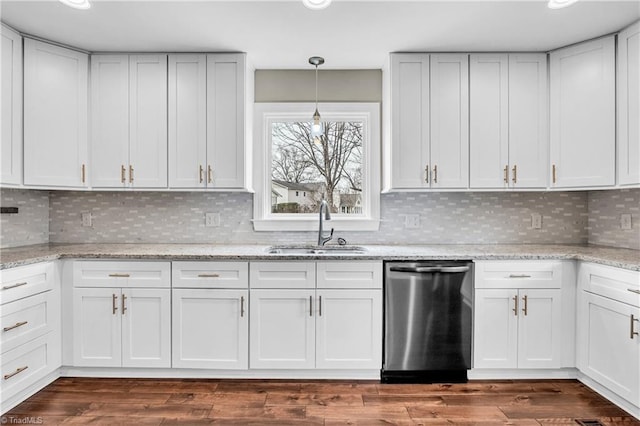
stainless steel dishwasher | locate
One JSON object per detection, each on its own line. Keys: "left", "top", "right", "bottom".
{"left": 382, "top": 261, "right": 473, "bottom": 383}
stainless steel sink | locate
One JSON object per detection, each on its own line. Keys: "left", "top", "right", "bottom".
{"left": 266, "top": 245, "right": 367, "bottom": 255}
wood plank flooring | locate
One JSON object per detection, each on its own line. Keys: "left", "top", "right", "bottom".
{"left": 4, "top": 378, "right": 639, "bottom": 425}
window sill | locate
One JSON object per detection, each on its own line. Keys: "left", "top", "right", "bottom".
{"left": 252, "top": 217, "right": 380, "bottom": 232}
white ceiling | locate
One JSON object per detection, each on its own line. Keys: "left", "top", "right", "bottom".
{"left": 1, "top": 0, "right": 638, "bottom": 69}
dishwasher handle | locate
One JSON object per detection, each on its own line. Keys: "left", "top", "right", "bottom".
{"left": 389, "top": 265, "right": 469, "bottom": 274}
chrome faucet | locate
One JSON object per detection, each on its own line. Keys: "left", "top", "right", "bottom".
{"left": 318, "top": 199, "right": 334, "bottom": 246}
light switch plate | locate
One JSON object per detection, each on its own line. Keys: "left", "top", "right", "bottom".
{"left": 81, "top": 212, "right": 92, "bottom": 227}
{"left": 205, "top": 212, "right": 220, "bottom": 227}
{"left": 621, "top": 214, "right": 632, "bottom": 230}
{"left": 404, "top": 214, "right": 420, "bottom": 229}
{"left": 531, "top": 213, "right": 542, "bottom": 229}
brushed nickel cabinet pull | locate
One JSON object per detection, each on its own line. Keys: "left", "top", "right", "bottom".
{"left": 552, "top": 164, "right": 557, "bottom": 184}
{"left": 199, "top": 165, "right": 204, "bottom": 184}
{"left": 240, "top": 296, "right": 245, "bottom": 317}
{"left": 109, "top": 273, "right": 130, "bottom": 278}
{"left": 512, "top": 165, "right": 517, "bottom": 184}
{"left": 129, "top": 165, "right": 134, "bottom": 183}
{"left": 433, "top": 165, "right": 438, "bottom": 184}
{"left": 319, "top": 295, "right": 322, "bottom": 317}
{"left": 2, "top": 282, "right": 27, "bottom": 290}
{"left": 112, "top": 294, "right": 118, "bottom": 315}
{"left": 628, "top": 288, "right": 640, "bottom": 295}
{"left": 425, "top": 165, "right": 429, "bottom": 183}
{"left": 197, "top": 274, "right": 220, "bottom": 278}
{"left": 512, "top": 295, "right": 518, "bottom": 316}
{"left": 4, "top": 366, "right": 28, "bottom": 380}
{"left": 122, "top": 294, "right": 127, "bottom": 315}
{"left": 3, "top": 321, "right": 28, "bottom": 332}
{"left": 509, "top": 274, "right": 531, "bottom": 278}
{"left": 81, "top": 164, "right": 86, "bottom": 184}
{"left": 309, "top": 295, "right": 313, "bottom": 317}
{"left": 504, "top": 165, "right": 509, "bottom": 184}
{"left": 522, "top": 295, "right": 528, "bottom": 316}
{"left": 121, "top": 165, "right": 126, "bottom": 183}
{"left": 208, "top": 165, "right": 213, "bottom": 184}
{"left": 631, "top": 314, "right": 639, "bottom": 339}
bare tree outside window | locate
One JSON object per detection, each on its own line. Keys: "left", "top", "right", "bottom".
{"left": 271, "top": 121, "right": 364, "bottom": 215}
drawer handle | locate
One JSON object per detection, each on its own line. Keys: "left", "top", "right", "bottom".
{"left": 631, "top": 314, "right": 639, "bottom": 340}
{"left": 509, "top": 274, "right": 531, "bottom": 279}
{"left": 4, "top": 366, "right": 28, "bottom": 380}
{"left": 3, "top": 321, "right": 28, "bottom": 332}
{"left": 2, "top": 282, "right": 27, "bottom": 290}
{"left": 240, "top": 296, "right": 245, "bottom": 317}
{"left": 198, "top": 274, "right": 220, "bottom": 278}
{"left": 109, "top": 274, "right": 130, "bottom": 278}
{"left": 628, "top": 288, "right": 640, "bottom": 295}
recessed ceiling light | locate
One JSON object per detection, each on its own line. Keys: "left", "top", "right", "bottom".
{"left": 58, "top": 0, "right": 91, "bottom": 10}
{"left": 303, "top": 0, "right": 332, "bottom": 10}
{"left": 548, "top": 0, "right": 579, "bottom": 9}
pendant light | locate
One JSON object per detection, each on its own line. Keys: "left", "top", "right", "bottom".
{"left": 58, "top": 0, "right": 91, "bottom": 9}
{"left": 547, "top": 0, "right": 578, "bottom": 8}
{"left": 303, "top": 0, "right": 332, "bottom": 10}
{"left": 309, "top": 56, "right": 325, "bottom": 143}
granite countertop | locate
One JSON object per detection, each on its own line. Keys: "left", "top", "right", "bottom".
{"left": 0, "top": 243, "right": 638, "bottom": 271}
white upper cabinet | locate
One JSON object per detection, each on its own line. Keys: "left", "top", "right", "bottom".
{"left": 24, "top": 39, "right": 88, "bottom": 187}
{"left": 90, "top": 54, "right": 167, "bottom": 188}
{"left": 470, "top": 53, "right": 547, "bottom": 189}
{"left": 1, "top": 25, "right": 22, "bottom": 186}
{"left": 206, "top": 54, "right": 247, "bottom": 189}
{"left": 430, "top": 54, "right": 469, "bottom": 189}
{"left": 90, "top": 55, "right": 129, "bottom": 188}
{"left": 550, "top": 36, "right": 615, "bottom": 188}
{"left": 618, "top": 21, "right": 640, "bottom": 186}
{"left": 389, "top": 53, "right": 468, "bottom": 190}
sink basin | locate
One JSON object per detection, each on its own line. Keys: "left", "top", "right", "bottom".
{"left": 266, "top": 245, "right": 367, "bottom": 255}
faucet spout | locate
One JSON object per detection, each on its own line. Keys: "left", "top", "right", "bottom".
{"left": 318, "top": 199, "right": 334, "bottom": 246}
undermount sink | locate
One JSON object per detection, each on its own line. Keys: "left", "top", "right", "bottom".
{"left": 266, "top": 245, "right": 367, "bottom": 255}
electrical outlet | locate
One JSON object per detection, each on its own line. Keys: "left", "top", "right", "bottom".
{"left": 621, "top": 214, "right": 632, "bottom": 230}
{"left": 81, "top": 212, "right": 92, "bottom": 227}
{"left": 405, "top": 214, "right": 420, "bottom": 229}
{"left": 205, "top": 212, "right": 220, "bottom": 227}
{"left": 531, "top": 213, "right": 542, "bottom": 229}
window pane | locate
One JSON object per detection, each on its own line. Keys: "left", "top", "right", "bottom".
{"left": 271, "top": 121, "right": 363, "bottom": 215}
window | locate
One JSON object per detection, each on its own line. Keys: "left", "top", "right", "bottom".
{"left": 253, "top": 103, "right": 380, "bottom": 231}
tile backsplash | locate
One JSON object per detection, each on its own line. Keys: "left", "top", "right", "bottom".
{"left": 45, "top": 190, "right": 589, "bottom": 245}
{"left": 0, "top": 189, "right": 49, "bottom": 248}
{"left": 587, "top": 188, "right": 640, "bottom": 250}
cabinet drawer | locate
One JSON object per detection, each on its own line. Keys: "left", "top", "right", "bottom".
{"left": 579, "top": 262, "right": 640, "bottom": 307}
{"left": 317, "top": 261, "right": 382, "bottom": 289}
{"left": 1, "top": 291, "right": 57, "bottom": 354}
{"left": 73, "top": 261, "right": 171, "bottom": 288}
{"left": 172, "top": 261, "right": 248, "bottom": 289}
{"left": 250, "top": 262, "right": 315, "bottom": 289}
{"left": 0, "top": 262, "right": 55, "bottom": 305}
{"left": 1, "top": 333, "right": 59, "bottom": 403}
{"left": 474, "top": 261, "right": 563, "bottom": 289}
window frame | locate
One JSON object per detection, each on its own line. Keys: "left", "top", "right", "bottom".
{"left": 252, "top": 102, "right": 381, "bottom": 232}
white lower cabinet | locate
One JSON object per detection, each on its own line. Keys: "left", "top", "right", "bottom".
{"left": 473, "top": 261, "right": 565, "bottom": 370}
{"left": 172, "top": 289, "right": 248, "bottom": 369}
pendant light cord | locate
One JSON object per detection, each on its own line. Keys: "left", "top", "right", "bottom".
{"left": 315, "top": 64, "right": 319, "bottom": 111}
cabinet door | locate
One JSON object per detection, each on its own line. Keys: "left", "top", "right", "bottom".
{"left": 168, "top": 54, "right": 207, "bottom": 188}
{"left": 172, "top": 289, "right": 248, "bottom": 369}
{"left": 550, "top": 36, "right": 615, "bottom": 188}
{"left": 206, "top": 54, "right": 245, "bottom": 188}
{"left": 249, "top": 289, "right": 315, "bottom": 369}
{"left": 129, "top": 55, "right": 168, "bottom": 188}
{"left": 316, "top": 289, "right": 382, "bottom": 369}
{"left": 578, "top": 292, "right": 640, "bottom": 406}
{"left": 90, "top": 55, "right": 129, "bottom": 188}
{"left": 509, "top": 54, "right": 548, "bottom": 189}
{"left": 390, "top": 54, "right": 430, "bottom": 189}
{"left": 24, "top": 39, "right": 88, "bottom": 187}
{"left": 517, "top": 289, "right": 562, "bottom": 368}
{"left": 469, "top": 54, "right": 509, "bottom": 189}
{"left": 618, "top": 22, "right": 640, "bottom": 186}
{"left": 121, "top": 288, "right": 171, "bottom": 368}
{"left": 1, "top": 25, "right": 22, "bottom": 186}
{"left": 72, "top": 288, "right": 121, "bottom": 367}
{"left": 474, "top": 289, "right": 518, "bottom": 368}
{"left": 430, "top": 54, "right": 469, "bottom": 189}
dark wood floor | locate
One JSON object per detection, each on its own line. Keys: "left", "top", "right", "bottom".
{"left": 4, "top": 378, "right": 639, "bottom": 425}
